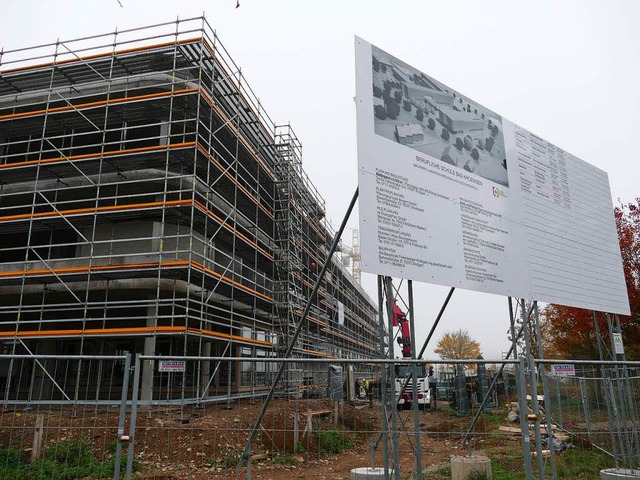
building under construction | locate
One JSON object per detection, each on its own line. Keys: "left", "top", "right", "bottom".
{"left": 0, "top": 17, "right": 378, "bottom": 401}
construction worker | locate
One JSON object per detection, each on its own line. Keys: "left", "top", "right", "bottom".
{"left": 428, "top": 366, "right": 437, "bottom": 411}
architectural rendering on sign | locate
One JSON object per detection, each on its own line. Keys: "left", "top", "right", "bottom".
{"left": 0, "top": 19, "right": 379, "bottom": 402}
{"left": 371, "top": 45, "right": 508, "bottom": 188}
{"left": 356, "top": 37, "right": 630, "bottom": 315}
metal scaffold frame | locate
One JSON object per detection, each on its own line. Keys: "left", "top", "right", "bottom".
{"left": 0, "top": 16, "right": 379, "bottom": 403}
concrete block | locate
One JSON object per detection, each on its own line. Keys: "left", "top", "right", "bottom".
{"left": 451, "top": 455, "right": 492, "bottom": 480}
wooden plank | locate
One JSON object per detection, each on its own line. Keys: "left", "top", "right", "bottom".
{"left": 499, "top": 426, "right": 522, "bottom": 434}
{"left": 259, "top": 423, "right": 274, "bottom": 445}
{"left": 532, "top": 449, "right": 551, "bottom": 457}
{"left": 293, "top": 413, "right": 299, "bottom": 447}
{"left": 301, "top": 409, "right": 332, "bottom": 417}
{"left": 30, "top": 414, "right": 44, "bottom": 463}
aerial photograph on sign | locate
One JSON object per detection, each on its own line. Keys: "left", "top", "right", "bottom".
{"left": 371, "top": 45, "right": 509, "bottom": 187}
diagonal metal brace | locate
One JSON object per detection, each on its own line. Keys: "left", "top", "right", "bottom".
{"left": 235, "top": 187, "right": 359, "bottom": 473}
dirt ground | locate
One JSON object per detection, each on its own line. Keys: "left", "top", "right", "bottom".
{"left": 0, "top": 398, "right": 512, "bottom": 479}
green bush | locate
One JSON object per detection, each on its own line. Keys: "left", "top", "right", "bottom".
{"left": 0, "top": 448, "right": 21, "bottom": 469}
{"left": 316, "top": 429, "right": 353, "bottom": 455}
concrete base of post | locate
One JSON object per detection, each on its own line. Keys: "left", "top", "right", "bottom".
{"left": 600, "top": 469, "right": 640, "bottom": 480}
{"left": 451, "top": 455, "right": 492, "bottom": 480}
{"left": 350, "top": 467, "right": 394, "bottom": 479}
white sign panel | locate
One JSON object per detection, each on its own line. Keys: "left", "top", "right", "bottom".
{"left": 613, "top": 333, "right": 625, "bottom": 355}
{"left": 551, "top": 364, "right": 576, "bottom": 376}
{"left": 158, "top": 360, "right": 186, "bottom": 372}
{"left": 355, "top": 38, "right": 630, "bottom": 315}
{"left": 338, "top": 301, "right": 345, "bottom": 325}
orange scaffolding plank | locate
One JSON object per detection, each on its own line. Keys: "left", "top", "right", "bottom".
{"left": 0, "top": 199, "right": 273, "bottom": 261}
{"left": 0, "top": 141, "right": 274, "bottom": 224}
{"left": 292, "top": 309, "right": 328, "bottom": 328}
{"left": 0, "top": 88, "right": 198, "bottom": 122}
{"left": 1, "top": 40, "right": 278, "bottom": 183}
{"left": 0, "top": 199, "right": 190, "bottom": 221}
{"left": 0, "top": 326, "right": 185, "bottom": 338}
{"left": 321, "top": 326, "right": 377, "bottom": 352}
{"left": 299, "top": 348, "right": 336, "bottom": 359}
{"left": 0, "top": 141, "right": 195, "bottom": 170}
{"left": 0, "top": 326, "right": 275, "bottom": 347}
{"left": 0, "top": 260, "right": 273, "bottom": 303}
{"left": 0, "top": 37, "right": 202, "bottom": 74}
{"left": 186, "top": 327, "right": 273, "bottom": 347}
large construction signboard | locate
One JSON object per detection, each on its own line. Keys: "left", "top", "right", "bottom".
{"left": 355, "top": 38, "right": 630, "bottom": 315}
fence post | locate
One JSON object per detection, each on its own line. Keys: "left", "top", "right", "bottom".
{"left": 533, "top": 302, "right": 557, "bottom": 478}
{"left": 520, "top": 300, "right": 544, "bottom": 479}
{"left": 126, "top": 353, "right": 142, "bottom": 480}
{"left": 516, "top": 357, "right": 534, "bottom": 480}
{"left": 30, "top": 414, "right": 45, "bottom": 463}
{"left": 579, "top": 377, "right": 593, "bottom": 444}
{"left": 615, "top": 314, "right": 640, "bottom": 464}
{"left": 554, "top": 377, "right": 563, "bottom": 429}
{"left": 114, "top": 352, "right": 132, "bottom": 480}
{"left": 607, "top": 314, "right": 632, "bottom": 465}
{"left": 594, "top": 312, "right": 619, "bottom": 462}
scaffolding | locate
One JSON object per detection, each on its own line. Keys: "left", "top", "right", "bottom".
{"left": 0, "top": 17, "right": 378, "bottom": 402}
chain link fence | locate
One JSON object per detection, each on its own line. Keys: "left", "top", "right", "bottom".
{"left": 0, "top": 354, "right": 638, "bottom": 479}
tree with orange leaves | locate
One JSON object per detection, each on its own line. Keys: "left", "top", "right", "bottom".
{"left": 434, "top": 329, "right": 482, "bottom": 368}
{"left": 542, "top": 198, "right": 640, "bottom": 360}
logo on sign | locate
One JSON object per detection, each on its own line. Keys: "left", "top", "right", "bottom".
{"left": 551, "top": 364, "right": 575, "bottom": 376}
{"left": 159, "top": 360, "right": 186, "bottom": 372}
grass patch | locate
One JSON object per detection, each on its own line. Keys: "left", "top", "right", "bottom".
{"left": 423, "top": 464, "right": 450, "bottom": 479}
{"left": 0, "top": 439, "right": 134, "bottom": 480}
{"left": 490, "top": 447, "right": 615, "bottom": 480}
{"left": 420, "top": 447, "right": 614, "bottom": 480}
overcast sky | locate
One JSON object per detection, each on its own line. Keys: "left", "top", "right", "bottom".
{"left": 2, "top": 0, "right": 638, "bottom": 360}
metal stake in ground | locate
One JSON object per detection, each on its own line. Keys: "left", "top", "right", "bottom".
{"left": 236, "top": 187, "right": 359, "bottom": 473}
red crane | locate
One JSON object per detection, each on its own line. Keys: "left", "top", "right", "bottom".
{"left": 392, "top": 299, "right": 412, "bottom": 358}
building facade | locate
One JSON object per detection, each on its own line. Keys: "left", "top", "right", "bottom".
{"left": 0, "top": 17, "right": 378, "bottom": 402}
